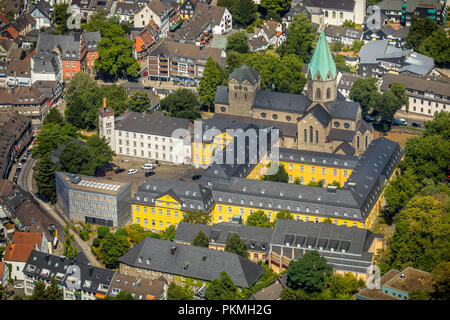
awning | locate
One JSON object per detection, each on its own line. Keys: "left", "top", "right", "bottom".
{"left": 95, "top": 293, "right": 106, "bottom": 299}
{"left": 170, "top": 23, "right": 179, "bottom": 31}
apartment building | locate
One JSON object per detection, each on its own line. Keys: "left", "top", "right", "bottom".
{"left": 133, "top": 0, "right": 179, "bottom": 36}
{"left": 147, "top": 38, "right": 225, "bottom": 85}
{"left": 380, "top": 73, "right": 449, "bottom": 118}
{"left": 55, "top": 172, "right": 132, "bottom": 227}
{"left": 99, "top": 106, "right": 193, "bottom": 165}
{"left": 31, "top": 51, "right": 63, "bottom": 84}
{"left": 376, "top": 0, "right": 447, "bottom": 26}
{"left": 302, "top": 0, "right": 366, "bottom": 26}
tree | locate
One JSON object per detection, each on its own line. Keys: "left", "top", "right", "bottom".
{"left": 160, "top": 89, "right": 201, "bottom": 120}
{"left": 388, "top": 196, "right": 450, "bottom": 272}
{"left": 62, "top": 223, "right": 78, "bottom": 259}
{"left": 323, "top": 218, "right": 332, "bottom": 224}
{"left": 280, "top": 287, "right": 310, "bottom": 300}
{"left": 53, "top": 3, "right": 70, "bottom": 34}
{"left": 374, "top": 90, "right": 403, "bottom": 125}
{"left": 34, "top": 154, "right": 57, "bottom": 203}
{"left": 82, "top": 10, "right": 128, "bottom": 37}
{"left": 277, "top": 13, "right": 317, "bottom": 63}
{"left": 85, "top": 134, "right": 115, "bottom": 169}
{"left": 349, "top": 77, "right": 379, "bottom": 117}
{"left": 32, "top": 123, "right": 78, "bottom": 159}
{"left": 124, "top": 224, "right": 159, "bottom": 244}
{"left": 115, "top": 227, "right": 128, "bottom": 237}
{"left": 431, "top": 261, "right": 450, "bottom": 300}
{"left": 246, "top": 210, "right": 272, "bottom": 228}
{"left": 225, "top": 233, "right": 249, "bottom": 258}
{"left": 94, "top": 24, "right": 140, "bottom": 79}
{"left": 97, "top": 226, "right": 110, "bottom": 238}
{"left": 79, "top": 229, "right": 90, "bottom": 241}
{"left": 409, "top": 290, "right": 431, "bottom": 300}
{"left": 261, "top": 0, "right": 291, "bottom": 19}
{"left": 233, "top": 0, "right": 256, "bottom": 26}
{"left": 59, "top": 141, "right": 97, "bottom": 176}
{"left": 192, "top": 231, "right": 209, "bottom": 248}
{"left": 322, "top": 273, "right": 363, "bottom": 300}
{"left": 182, "top": 211, "right": 212, "bottom": 225}
{"left": 205, "top": 271, "right": 238, "bottom": 300}
{"left": 198, "top": 57, "right": 225, "bottom": 110}
{"left": 419, "top": 29, "right": 450, "bottom": 68}
{"left": 286, "top": 251, "right": 332, "bottom": 293}
{"left": 126, "top": 90, "right": 151, "bottom": 113}
{"left": 93, "top": 237, "right": 101, "bottom": 247}
{"left": 102, "top": 84, "right": 128, "bottom": 114}
{"left": 167, "top": 282, "right": 194, "bottom": 300}
{"left": 43, "top": 108, "right": 64, "bottom": 126}
{"left": 217, "top": 0, "right": 237, "bottom": 16}
{"left": 225, "top": 51, "right": 244, "bottom": 72}
{"left": 159, "top": 225, "right": 177, "bottom": 241}
{"left": 45, "top": 278, "right": 63, "bottom": 300}
{"left": 384, "top": 168, "right": 421, "bottom": 218}
{"left": 99, "top": 233, "right": 129, "bottom": 268}
{"left": 226, "top": 31, "right": 250, "bottom": 54}
{"left": 262, "top": 163, "right": 289, "bottom": 183}
{"left": 352, "top": 40, "right": 365, "bottom": 52}
{"left": 276, "top": 210, "right": 293, "bottom": 220}
{"left": 29, "top": 281, "right": 48, "bottom": 300}
{"left": 334, "top": 54, "right": 351, "bottom": 72}
{"left": 405, "top": 16, "right": 439, "bottom": 51}
{"left": 423, "top": 111, "right": 450, "bottom": 140}
{"left": 342, "top": 20, "right": 356, "bottom": 28}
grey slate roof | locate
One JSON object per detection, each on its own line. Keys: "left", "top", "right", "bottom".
{"left": 253, "top": 90, "right": 311, "bottom": 113}
{"left": 115, "top": 112, "right": 191, "bottom": 137}
{"left": 23, "top": 250, "right": 115, "bottom": 295}
{"left": 32, "top": 51, "right": 60, "bottom": 74}
{"left": 118, "top": 237, "right": 265, "bottom": 288}
{"left": 377, "top": 0, "right": 442, "bottom": 12}
{"left": 36, "top": 32, "right": 82, "bottom": 60}
{"left": 83, "top": 31, "right": 100, "bottom": 52}
{"left": 307, "top": 104, "right": 331, "bottom": 127}
{"left": 331, "top": 100, "right": 360, "bottom": 120}
{"left": 334, "top": 142, "right": 355, "bottom": 156}
{"left": 228, "top": 65, "right": 260, "bottom": 85}
{"left": 328, "top": 129, "right": 355, "bottom": 142}
{"left": 174, "top": 221, "right": 273, "bottom": 252}
{"left": 399, "top": 51, "right": 434, "bottom": 75}
{"left": 303, "top": 0, "right": 355, "bottom": 11}
{"left": 278, "top": 148, "right": 358, "bottom": 168}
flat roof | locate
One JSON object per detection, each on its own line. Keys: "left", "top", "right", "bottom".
{"left": 384, "top": 267, "right": 433, "bottom": 293}
{"left": 57, "top": 172, "right": 129, "bottom": 196}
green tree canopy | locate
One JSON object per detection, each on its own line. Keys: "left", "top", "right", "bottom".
{"left": 182, "top": 211, "right": 212, "bottom": 225}
{"left": 102, "top": 84, "right": 128, "bottom": 114}
{"left": 419, "top": 29, "right": 450, "bottom": 68}
{"left": 262, "top": 163, "right": 289, "bottom": 183}
{"left": 405, "top": 16, "right": 439, "bottom": 51}
{"left": 205, "top": 271, "right": 239, "bottom": 300}
{"left": 246, "top": 210, "right": 272, "bottom": 228}
{"left": 29, "top": 278, "right": 63, "bottom": 300}
{"left": 62, "top": 223, "right": 78, "bottom": 259}
{"left": 349, "top": 77, "right": 379, "bottom": 117}
{"left": 192, "top": 230, "right": 209, "bottom": 247}
{"left": 261, "top": 0, "right": 291, "bottom": 20}
{"left": 431, "top": 261, "right": 450, "bottom": 300}
{"left": 277, "top": 13, "right": 317, "bottom": 63}
{"left": 167, "top": 282, "right": 194, "bottom": 300}
{"left": 233, "top": 0, "right": 257, "bottom": 26}
{"left": 82, "top": 9, "right": 130, "bottom": 36}
{"left": 160, "top": 89, "right": 201, "bottom": 120}
{"left": 342, "top": 20, "right": 356, "bottom": 28}
{"left": 276, "top": 210, "right": 293, "bottom": 221}
{"left": 32, "top": 122, "right": 78, "bottom": 159}
{"left": 99, "top": 233, "right": 129, "bottom": 268}
{"left": 423, "top": 111, "right": 450, "bottom": 140}
{"left": 43, "top": 108, "right": 64, "bottom": 126}
{"left": 334, "top": 54, "right": 351, "bottom": 72}
{"left": 286, "top": 251, "right": 332, "bottom": 293}
{"left": 34, "top": 154, "right": 57, "bottom": 203}
{"left": 225, "top": 233, "right": 249, "bottom": 258}
{"left": 226, "top": 31, "right": 250, "bottom": 54}
{"left": 126, "top": 90, "right": 151, "bottom": 113}
{"left": 198, "top": 57, "right": 226, "bottom": 110}
{"left": 53, "top": 3, "right": 70, "bottom": 34}
{"left": 159, "top": 225, "right": 177, "bottom": 241}
{"left": 97, "top": 226, "right": 110, "bottom": 238}
{"left": 59, "top": 141, "right": 97, "bottom": 176}
{"left": 280, "top": 287, "right": 309, "bottom": 300}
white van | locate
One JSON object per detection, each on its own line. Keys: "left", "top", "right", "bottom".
{"left": 141, "top": 163, "right": 155, "bottom": 170}
{"left": 128, "top": 169, "right": 138, "bottom": 175}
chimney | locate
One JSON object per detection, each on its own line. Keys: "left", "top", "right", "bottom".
{"left": 202, "top": 255, "right": 207, "bottom": 261}
{"left": 170, "top": 246, "right": 176, "bottom": 255}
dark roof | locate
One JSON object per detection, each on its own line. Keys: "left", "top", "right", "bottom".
{"left": 279, "top": 148, "right": 358, "bottom": 168}
{"left": 307, "top": 104, "right": 331, "bottom": 127}
{"left": 331, "top": 100, "right": 360, "bottom": 120}
{"left": 328, "top": 129, "right": 355, "bottom": 142}
{"left": 303, "top": 0, "right": 356, "bottom": 11}
{"left": 119, "top": 237, "right": 265, "bottom": 288}
{"left": 228, "top": 65, "right": 260, "bottom": 85}
{"left": 334, "top": 142, "right": 355, "bottom": 155}
{"left": 253, "top": 90, "right": 311, "bottom": 113}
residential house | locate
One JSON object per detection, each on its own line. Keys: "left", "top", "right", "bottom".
{"left": 0, "top": 37, "right": 18, "bottom": 62}
{"left": 0, "top": 114, "right": 33, "bottom": 179}
{"left": 34, "top": 80, "right": 64, "bottom": 106}
{"left": 302, "top": 0, "right": 366, "bottom": 26}
{"left": 363, "top": 24, "right": 409, "bottom": 49}
{"left": 23, "top": 250, "right": 116, "bottom": 300}
{"left": 248, "top": 274, "right": 287, "bottom": 300}
{"left": 356, "top": 267, "right": 433, "bottom": 300}
{"left": 336, "top": 72, "right": 361, "bottom": 100}
{"left": 83, "top": 31, "right": 100, "bottom": 71}
{"left": 146, "top": 38, "right": 225, "bottom": 85}
{"left": 31, "top": 51, "right": 63, "bottom": 84}
{"left": 358, "top": 39, "right": 434, "bottom": 79}
{"left": 324, "top": 25, "right": 363, "bottom": 46}
{"left": 106, "top": 273, "right": 168, "bottom": 300}
{"left": 134, "top": 21, "right": 160, "bottom": 61}
{"left": 119, "top": 237, "right": 266, "bottom": 289}
{"left": 173, "top": 221, "right": 274, "bottom": 263}
{"left": 134, "top": 0, "right": 179, "bottom": 37}
{"left": 376, "top": 0, "right": 447, "bottom": 26}
{"left": 1, "top": 0, "right": 24, "bottom": 20}
{"left": 99, "top": 106, "right": 193, "bottom": 166}
{"left": 249, "top": 35, "right": 269, "bottom": 52}
{"left": 28, "top": 0, "right": 53, "bottom": 30}
{"left": 380, "top": 73, "right": 450, "bottom": 118}
{"left": 283, "top": 2, "right": 311, "bottom": 28}
{"left": 11, "top": 13, "right": 36, "bottom": 36}
{"left": 0, "top": 261, "right": 9, "bottom": 288}
{"left": 179, "top": 0, "right": 198, "bottom": 20}
{"left": 6, "top": 58, "right": 31, "bottom": 87}
{"left": 1, "top": 25, "right": 20, "bottom": 40}
{"left": 112, "top": 1, "right": 141, "bottom": 24}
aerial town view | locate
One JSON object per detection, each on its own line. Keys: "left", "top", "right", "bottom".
{"left": 0, "top": 0, "right": 448, "bottom": 311}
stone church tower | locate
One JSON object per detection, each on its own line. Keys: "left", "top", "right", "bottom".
{"left": 227, "top": 65, "right": 261, "bottom": 117}
{"left": 98, "top": 98, "right": 116, "bottom": 151}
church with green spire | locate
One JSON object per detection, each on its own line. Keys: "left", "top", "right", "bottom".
{"left": 213, "top": 31, "right": 373, "bottom": 156}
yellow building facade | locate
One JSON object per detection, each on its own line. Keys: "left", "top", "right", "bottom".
{"left": 192, "top": 131, "right": 233, "bottom": 167}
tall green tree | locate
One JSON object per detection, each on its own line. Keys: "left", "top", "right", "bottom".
{"left": 262, "top": 163, "right": 289, "bottom": 183}
{"left": 405, "top": 16, "right": 439, "bottom": 51}
{"left": 97, "top": 226, "right": 110, "bottom": 239}
{"left": 82, "top": 9, "right": 129, "bottom": 36}
{"left": 59, "top": 141, "right": 97, "bottom": 176}
{"left": 217, "top": 0, "right": 237, "bottom": 16}
{"left": 167, "top": 282, "right": 194, "bottom": 300}
{"left": 419, "top": 29, "right": 450, "bottom": 68}
{"left": 32, "top": 122, "right": 78, "bottom": 159}
{"left": 423, "top": 111, "right": 450, "bottom": 140}
{"left": 205, "top": 271, "right": 238, "bottom": 300}
{"left": 286, "top": 251, "right": 332, "bottom": 293}
{"left": 34, "top": 154, "right": 57, "bottom": 203}
{"left": 160, "top": 89, "right": 202, "bottom": 120}
{"left": 159, "top": 225, "right": 177, "bottom": 241}
{"left": 28, "top": 281, "right": 48, "bottom": 300}
{"left": 102, "top": 84, "right": 128, "bottom": 114}
{"left": 334, "top": 54, "right": 351, "bottom": 72}
{"left": 99, "top": 233, "right": 129, "bottom": 268}
{"left": 277, "top": 13, "right": 317, "bottom": 63}
{"left": 349, "top": 77, "right": 379, "bottom": 117}
{"left": 192, "top": 231, "right": 209, "bottom": 247}
{"left": 276, "top": 210, "right": 293, "bottom": 220}
{"left": 261, "top": 0, "right": 291, "bottom": 20}
{"left": 126, "top": 90, "right": 151, "bottom": 113}
{"left": 225, "top": 233, "right": 249, "bottom": 258}
{"left": 85, "top": 134, "right": 115, "bottom": 168}
{"left": 226, "top": 31, "right": 250, "bottom": 54}
{"left": 246, "top": 210, "right": 272, "bottom": 228}
{"left": 53, "top": 3, "right": 70, "bottom": 34}
{"left": 431, "top": 261, "right": 450, "bottom": 300}
{"left": 45, "top": 278, "right": 64, "bottom": 300}
{"left": 43, "top": 108, "right": 64, "bottom": 126}
{"left": 62, "top": 223, "right": 78, "bottom": 259}
{"left": 233, "top": 0, "right": 257, "bottom": 26}
{"left": 198, "top": 57, "right": 225, "bottom": 110}
{"left": 94, "top": 24, "right": 140, "bottom": 79}
{"left": 374, "top": 90, "right": 403, "bottom": 124}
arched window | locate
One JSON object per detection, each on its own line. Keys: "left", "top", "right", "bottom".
{"left": 365, "top": 135, "right": 368, "bottom": 148}
{"left": 304, "top": 129, "right": 307, "bottom": 142}
{"left": 315, "top": 130, "right": 319, "bottom": 144}
{"left": 326, "top": 88, "right": 331, "bottom": 99}
{"left": 309, "top": 126, "right": 313, "bottom": 143}
{"left": 357, "top": 136, "right": 360, "bottom": 148}
{"left": 316, "top": 88, "right": 321, "bottom": 99}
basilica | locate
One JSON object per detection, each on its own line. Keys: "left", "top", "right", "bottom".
{"left": 213, "top": 31, "right": 373, "bottom": 156}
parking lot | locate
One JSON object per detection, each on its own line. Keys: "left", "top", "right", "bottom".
{"left": 103, "top": 156, "right": 205, "bottom": 194}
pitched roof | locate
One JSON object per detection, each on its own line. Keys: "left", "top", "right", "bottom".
{"left": 4, "top": 242, "right": 36, "bottom": 262}
{"left": 308, "top": 31, "right": 337, "bottom": 81}
{"left": 303, "top": 0, "right": 356, "bottom": 11}
{"left": 14, "top": 231, "right": 42, "bottom": 247}
{"left": 228, "top": 65, "right": 260, "bottom": 84}
{"left": 119, "top": 237, "right": 265, "bottom": 288}
{"left": 249, "top": 35, "right": 268, "bottom": 50}
{"left": 11, "top": 13, "right": 35, "bottom": 32}
{"left": 106, "top": 273, "right": 166, "bottom": 300}
{"left": 380, "top": 73, "right": 450, "bottom": 97}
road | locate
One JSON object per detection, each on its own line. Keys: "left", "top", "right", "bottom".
{"left": 17, "top": 156, "right": 102, "bottom": 267}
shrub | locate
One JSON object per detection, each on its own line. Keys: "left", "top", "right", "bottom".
{"left": 79, "top": 230, "right": 90, "bottom": 241}
{"left": 97, "top": 226, "right": 110, "bottom": 238}
{"left": 93, "top": 237, "right": 101, "bottom": 247}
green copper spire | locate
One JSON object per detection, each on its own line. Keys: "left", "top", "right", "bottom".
{"left": 308, "top": 31, "right": 337, "bottom": 82}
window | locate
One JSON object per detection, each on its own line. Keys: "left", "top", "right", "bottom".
{"left": 310, "top": 126, "right": 313, "bottom": 143}
{"left": 144, "top": 218, "right": 148, "bottom": 225}
{"left": 159, "top": 221, "right": 163, "bottom": 228}
{"left": 261, "top": 112, "right": 266, "bottom": 118}
{"left": 304, "top": 129, "right": 307, "bottom": 142}
{"left": 136, "top": 217, "right": 140, "bottom": 224}
{"left": 316, "top": 88, "right": 321, "bottom": 99}
{"left": 326, "top": 88, "right": 331, "bottom": 99}
{"left": 343, "top": 170, "right": 348, "bottom": 177}
{"left": 322, "top": 168, "right": 326, "bottom": 175}
{"left": 357, "top": 136, "right": 360, "bottom": 148}
{"left": 311, "top": 167, "right": 315, "bottom": 173}
{"left": 315, "top": 130, "right": 319, "bottom": 144}
{"left": 136, "top": 205, "right": 140, "bottom": 212}
{"left": 288, "top": 164, "right": 293, "bottom": 171}
{"left": 344, "top": 123, "right": 350, "bottom": 129}
{"left": 228, "top": 207, "right": 232, "bottom": 213}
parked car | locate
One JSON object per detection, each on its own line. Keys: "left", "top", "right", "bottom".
{"left": 128, "top": 169, "right": 138, "bottom": 175}
{"left": 21, "top": 155, "right": 28, "bottom": 163}
{"left": 114, "top": 168, "right": 125, "bottom": 174}
{"left": 14, "top": 283, "right": 24, "bottom": 289}
{"left": 192, "top": 175, "right": 201, "bottom": 180}
{"left": 411, "top": 122, "right": 421, "bottom": 128}
{"left": 15, "top": 168, "right": 21, "bottom": 173}
{"left": 141, "top": 163, "right": 155, "bottom": 170}
{"left": 145, "top": 171, "right": 155, "bottom": 177}
{"left": 393, "top": 118, "right": 407, "bottom": 125}
{"left": 364, "top": 115, "right": 375, "bottom": 122}
{"left": 5, "top": 290, "right": 15, "bottom": 298}
{"left": 17, "top": 163, "right": 22, "bottom": 169}
{"left": 13, "top": 177, "right": 17, "bottom": 184}
{"left": 143, "top": 71, "right": 148, "bottom": 76}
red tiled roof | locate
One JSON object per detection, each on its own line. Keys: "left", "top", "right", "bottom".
{"left": 4, "top": 243, "right": 36, "bottom": 262}
{"left": 3, "top": 25, "right": 19, "bottom": 39}
{"left": 14, "top": 231, "right": 42, "bottom": 247}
